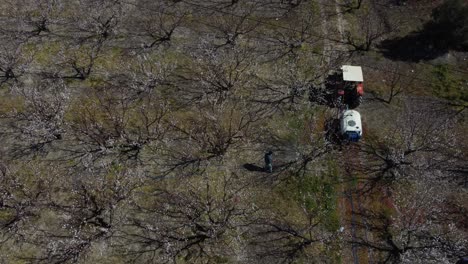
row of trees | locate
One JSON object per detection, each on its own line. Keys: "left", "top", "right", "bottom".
{"left": 0, "top": 0, "right": 343, "bottom": 263}
{"left": 0, "top": 0, "right": 467, "bottom": 263}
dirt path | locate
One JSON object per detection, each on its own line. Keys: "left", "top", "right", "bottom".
{"left": 318, "top": 0, "right": 332, "bottom": 67}
{"left": 317, "top": 1, "right": 355, "bottom": 263}
{"left": 334, "top": 0, "right": 346, "bottom": 43}
{"left": 317, "top": 0, "right": 350, "bottom": 77}
{"left": 317, "top": 1, "right": 374, "bottom": 263}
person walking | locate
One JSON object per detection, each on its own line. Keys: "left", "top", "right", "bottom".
{"left": 264, "top": 151, "right": 273, "bottom": 173}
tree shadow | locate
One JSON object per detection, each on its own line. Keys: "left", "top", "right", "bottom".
{"left": 378, "top": 31, "right": 449, "bottom": 62}
{"left": 378, "top": 16, "right": 467, "bottom": 62}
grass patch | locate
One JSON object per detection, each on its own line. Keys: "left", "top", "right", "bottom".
{"left": 280, "top": 158, "right": 341, "bottom": 232}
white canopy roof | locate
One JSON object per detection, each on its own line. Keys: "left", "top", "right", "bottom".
{"left": 341, "top": 65, "right": 363, "bottom": 82}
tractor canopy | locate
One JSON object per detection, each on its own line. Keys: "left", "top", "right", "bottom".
{"left": 341, "top": 65, "right": 363, "bottom": 82}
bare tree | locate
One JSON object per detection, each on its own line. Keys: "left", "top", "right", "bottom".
{"left": 352, "top": 179, "right": 467, "bottom": 263}
{"left": 344, "top": 7, "right": 390, "bottom": 52}
{"left": 117, "top": 172, "right": 254, "bottom": 263}
{"left": 0, "top": 46, "right": 31, "bottom": 87}
{"left": 154, "top": 100, "right": 268, "bottom": 176}
{"left": 0, "top": 0, "right": 63, "bottom": 43}
{"left": 359, "top": 99, "right": 459, "bottom": 191}
{"left": 65, "top": 83, "right": 171, "bottom": 166}
{"left": 178, "top": 44, "right": 257, "bottom": 104}
{"left": 254, "top": 4, "right": 322, "bottom": 61}
{"left": 247, "top": 166, "right": 340, "bottom": 263}
{"left": 6, "top": 79, "right": 69, "bottom": 157}
{"left": 366, "top": 62, "right": 416, "bottom": 104}
{"left": 0, "top": 161, "right": 143, "bottom": 263}
{"left": 123, "top": 1, "right": 187, "bottom": 49}
{"left": 0, "top": 162, "right": 66, "bottom": 257}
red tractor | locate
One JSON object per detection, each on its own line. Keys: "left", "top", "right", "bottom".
{"left": 326, "top": 65, "right": 364, "bottom": 109}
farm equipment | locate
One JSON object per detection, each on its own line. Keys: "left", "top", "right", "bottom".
{"left": 309, "top": 65, "right": 364, "bottom": 109}
{"left": 326, "top": 65, "right": 364, "bottom": 109}
{"left": 340, "top": 109, "right": 362, "bottom": 142}
{"left": 324, "top": 108, "right": 363, "bottom": 143}
{"left": 319, "top": 65, "right": 365, "bottom": 143}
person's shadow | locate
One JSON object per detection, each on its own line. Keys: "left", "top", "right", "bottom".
{"left": 243, "top": 163, "right": 265, "bottom": 172}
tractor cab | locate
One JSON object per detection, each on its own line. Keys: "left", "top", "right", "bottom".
{"left": 340, "top": 109, "right": 362, "bottom": 142}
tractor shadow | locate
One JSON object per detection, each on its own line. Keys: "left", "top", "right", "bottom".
{"left": 309, "top": 73, "right": 342, "bottom": 109}
{"left": 310, "top": 72, "right": 363, "bottom": 109}
{"left": 325, "top": 117, "right": 343, "bottom": 146}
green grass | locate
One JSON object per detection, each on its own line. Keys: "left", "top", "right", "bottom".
{"left": 281, "top": 158, "right": 341, "bottom": 232}
{"left": 432, "top": 64, "right": 468, "bottom": 109}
